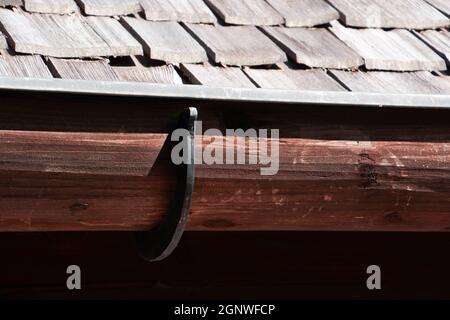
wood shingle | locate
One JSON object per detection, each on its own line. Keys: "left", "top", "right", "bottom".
{"left": 86, "top": 16, "right": 143, "bottom": 56}
{"left": 205, "top": 0, "right": 283, "bottom": 26}
{"left": 122, "top": 18, "right": 208, "bottom": 63}
{"left": 328, "top": 0, "right": 450, "bottom": 29}
{"left": 48, "top": 58, "right": 120, "bottom": 81}
{"left": 0, "top": 9, "right": 134, "bottom": 58}
{"left": 331, "top": 70, "right": 450, "bottom": 95}
{"left": 141, "top": 0, "right": 216, "bottom": 24}
{"left": 185, "top": 24, "right": 287, "bottom": 66}
{"left": 244, "top": 68, "right": 345, "bottom": 91}
{"left": 418, "top": 29, "right": 450, "bottom": 63}
{"left": 112, "top": 65, "right": 183, "bottom": 84}
{"left": 180, "top": 63, "right": 255, "bottom": 87}
{"left": 262, "top": 26, "right": 363, "bottom": 69}
{"left": 330, "top": 21, "right": 447, "bottom": 71}
{"left": 425, "top": 0, "right": 450, "bottom": 16}
{"left": 0, "top": 54, "right": 52, "bottom": 78}
{"left": 24, "top": 0, "right": 78, "bottom": 14}
{"left": 266, "top": 0, "right": 339, "bottom": 27}
{"left": 76, "top": 0, "right": 141, "bottom": 16}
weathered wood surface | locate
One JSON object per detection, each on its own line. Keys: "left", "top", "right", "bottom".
{"left": 24, "top": 0, "right": 78, "bottom": 14}
{"left": 426, "top": 0, "right": 450, "bottom": 15}
{"left": 244, "top": 68, "right": 344, "bottom": 91}
{"left": 330, "top": 21, "right": 447, "bottom": 71}
{"left": 113, "top": 65, "right": 183, "bottom": 84}
{"left": 0, "top": 92, "right": 448, "bottom": 232}
{"left": 185, "top": 24, "right": 287, "bottom": 66}
{"left": 122, "top": 18, "right": 208, "bottom": 63}
{"left": 76, "top": 0, "right": 140, "bottom": 16}
{"left": 0, "top": 54, "right": 52, "bottom": 78}
{"left": 141, "top": 0, "right": 216, "bottom": 24}
{"left": 180, "top": 63, "right": 255, "bottom": 88}
{"left": 267, "top": 0, "right": 339, "bottom": 27}
{"left": 0, "top": 0, "right": 22, "bottom": 7}
{"left": 418, "top": 29, "right": 450, "bottom": 63}
{"left": 86, "top": 16, "right": 143, "bottom": 57}
{"left": 262, "top": 27, "right": 363, "bottom": 69}
{"left": 205, "top": 0, "right": 283, "bottom": 26}
{"left": 331, "top": 70, "right": 450, "bottom": 94}
{"left": 328, "top": 0, "right": 450, "bottom": 29}
{"left": 0, "top": 9, "right": 131, "bottom": 57}
{"left": 48, "top": 58, "right": 119, "bottom": 81}
{"left": 0, "top": 31, "right": 7, "bottom": 49}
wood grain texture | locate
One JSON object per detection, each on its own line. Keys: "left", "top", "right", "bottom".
{"left": 185, "top": 24, "right": 287, "bottom": 66}
{"left": 0, "top": 31, "right": 6, "bottom": 49}
{"left": 112, "top": 65, "right": 183, "bottom": 84}
{"left": 86, "top": 16, "right": 143, "bottom": 57}
{"left": 262, "top": 27, "right": 363, "bottom": 69}
{"left": 48, "top": 58, "right": 119, "bottom": 81}
{"left": 141, "top": 0, "right": 216, "bottom": 24}
{"left": 267, "top": 0, "right": 339, "bottom": 27}
{"left": 0, "top": 54, "right": 52, "bottom": 78}
{"left": 418, "top": 29, "right": 450, "bottom": 63}
{"left": 122, "top": 18, "right": 208, "bottom": 63}
{"left": 0, "top": 9, "right": 127, "bottom": 58}
{"left": 330, "top": 21, "right": 447, "bottom": 71}
{"left": 331, "top": 70, "right": 450, "bottom": 95}
{"left": 328, "top": 0, "right": 450, "bottom": 29}
{"left": 0, "top": 93, "right": 447, "bottom": 232}
{"left": 24, "top": 0, "right": 78, "bottom": 14}
{"left": 0, "top": 0, "right": 22, "bottom": 6}
{"left": 205, "top": 0, "right": 283, "bottom": 26}
{"left": 426, "top": 0, "right": 450, "bottom": 15}
{"left": 244, "top": 68, "right": 344, "bottom": 91}
{"left": 180, "top": 63, "right": 255, "bottom": 88}
{"left": 76, "top": 0, "right": 141, "bottom": 16}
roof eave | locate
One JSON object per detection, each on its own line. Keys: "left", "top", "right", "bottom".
{"left": 1, "top": 76, "right": 450, "bottom": 109}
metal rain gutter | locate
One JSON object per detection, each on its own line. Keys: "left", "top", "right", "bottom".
{"left": 1, "top": 76, "right": 450, "bottom": 109}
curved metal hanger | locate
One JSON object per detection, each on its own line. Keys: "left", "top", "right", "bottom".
{"left": 135, "top": 107, "right": 198, "bottom": 262}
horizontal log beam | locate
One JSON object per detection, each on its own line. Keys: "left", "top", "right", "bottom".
{"left": 0, "top": 130, "right": 448, "bottom": 232}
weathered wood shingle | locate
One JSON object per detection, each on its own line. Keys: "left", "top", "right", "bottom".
{"left": 0, "top": 0, "right": 22, "bottom": 7}
{"left": 76, "top": 0, "right": 141, "bottom": 16}
{"left": 328, "top": 0, "right": 450, "bottom": 29}
{"left": 244, "top": 68, "right": 345, "bottom": 91}
{"left": 86, "top": 16, "right": 143, "bottom": 56}
{"left": 330, "top": 21, "right": 447, "bottom": 71}
{"left": 48, "top": 58, "right": 120, "bottom": 81}
{"left": 24, "top": 0, "right": 78, "bottom": 14}
{"left": 331, "top": 70, "right": 450, "bottom": 95}
{"left": 262, "top": 27, "right": 363, "bottom": 69}
{"left": 266, "top": 0, "right": 339, "bottom": 27}
{"left": 180, "top": 63, "right": 255, "bottom": 88}
{"left": 122, "top": 18, "right": 208, "bottom": 63}
{"left": 205, "top": 0, "right": 283, "bottom": 26}
{"left": 185, "top": 24, "right": 287, "bottom": 66}
{"left": 0, "top": 31, "right": 6, "bottom": 49}
{"left": 418, "top": 30, "right": 450, "bottom": 63}
{"left": 141, "top": 0, "right": 216, "bottom": 24}
{"left": 425, "top": 0, "right": 450, "bottom": 16}
{"left": 0, "top": 9, "right": 135, "bottom": 57}
{"left": 112, "top": 65, "right": 182, "bottom": 84}
{"left": 0, "top": 54, "right": 52, "bottom": 78}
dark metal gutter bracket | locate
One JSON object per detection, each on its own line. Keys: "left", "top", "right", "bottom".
{"left": 135, "top": 107, "right": 198, "bottom": 262}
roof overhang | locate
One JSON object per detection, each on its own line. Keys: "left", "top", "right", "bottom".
{"left": 1, "top": 76, "right": 450, "bottom": 109}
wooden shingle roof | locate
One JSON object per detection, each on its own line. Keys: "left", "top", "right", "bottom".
{"left": 0, "top": 0, "right": 450, "bottom": 96}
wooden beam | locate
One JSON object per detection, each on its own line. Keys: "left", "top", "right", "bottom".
{"left": 0, "top": 92, "right": 448, "bottom": 232}
{"left": 0, "top": 130, "right": 448, "bottom": 232}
